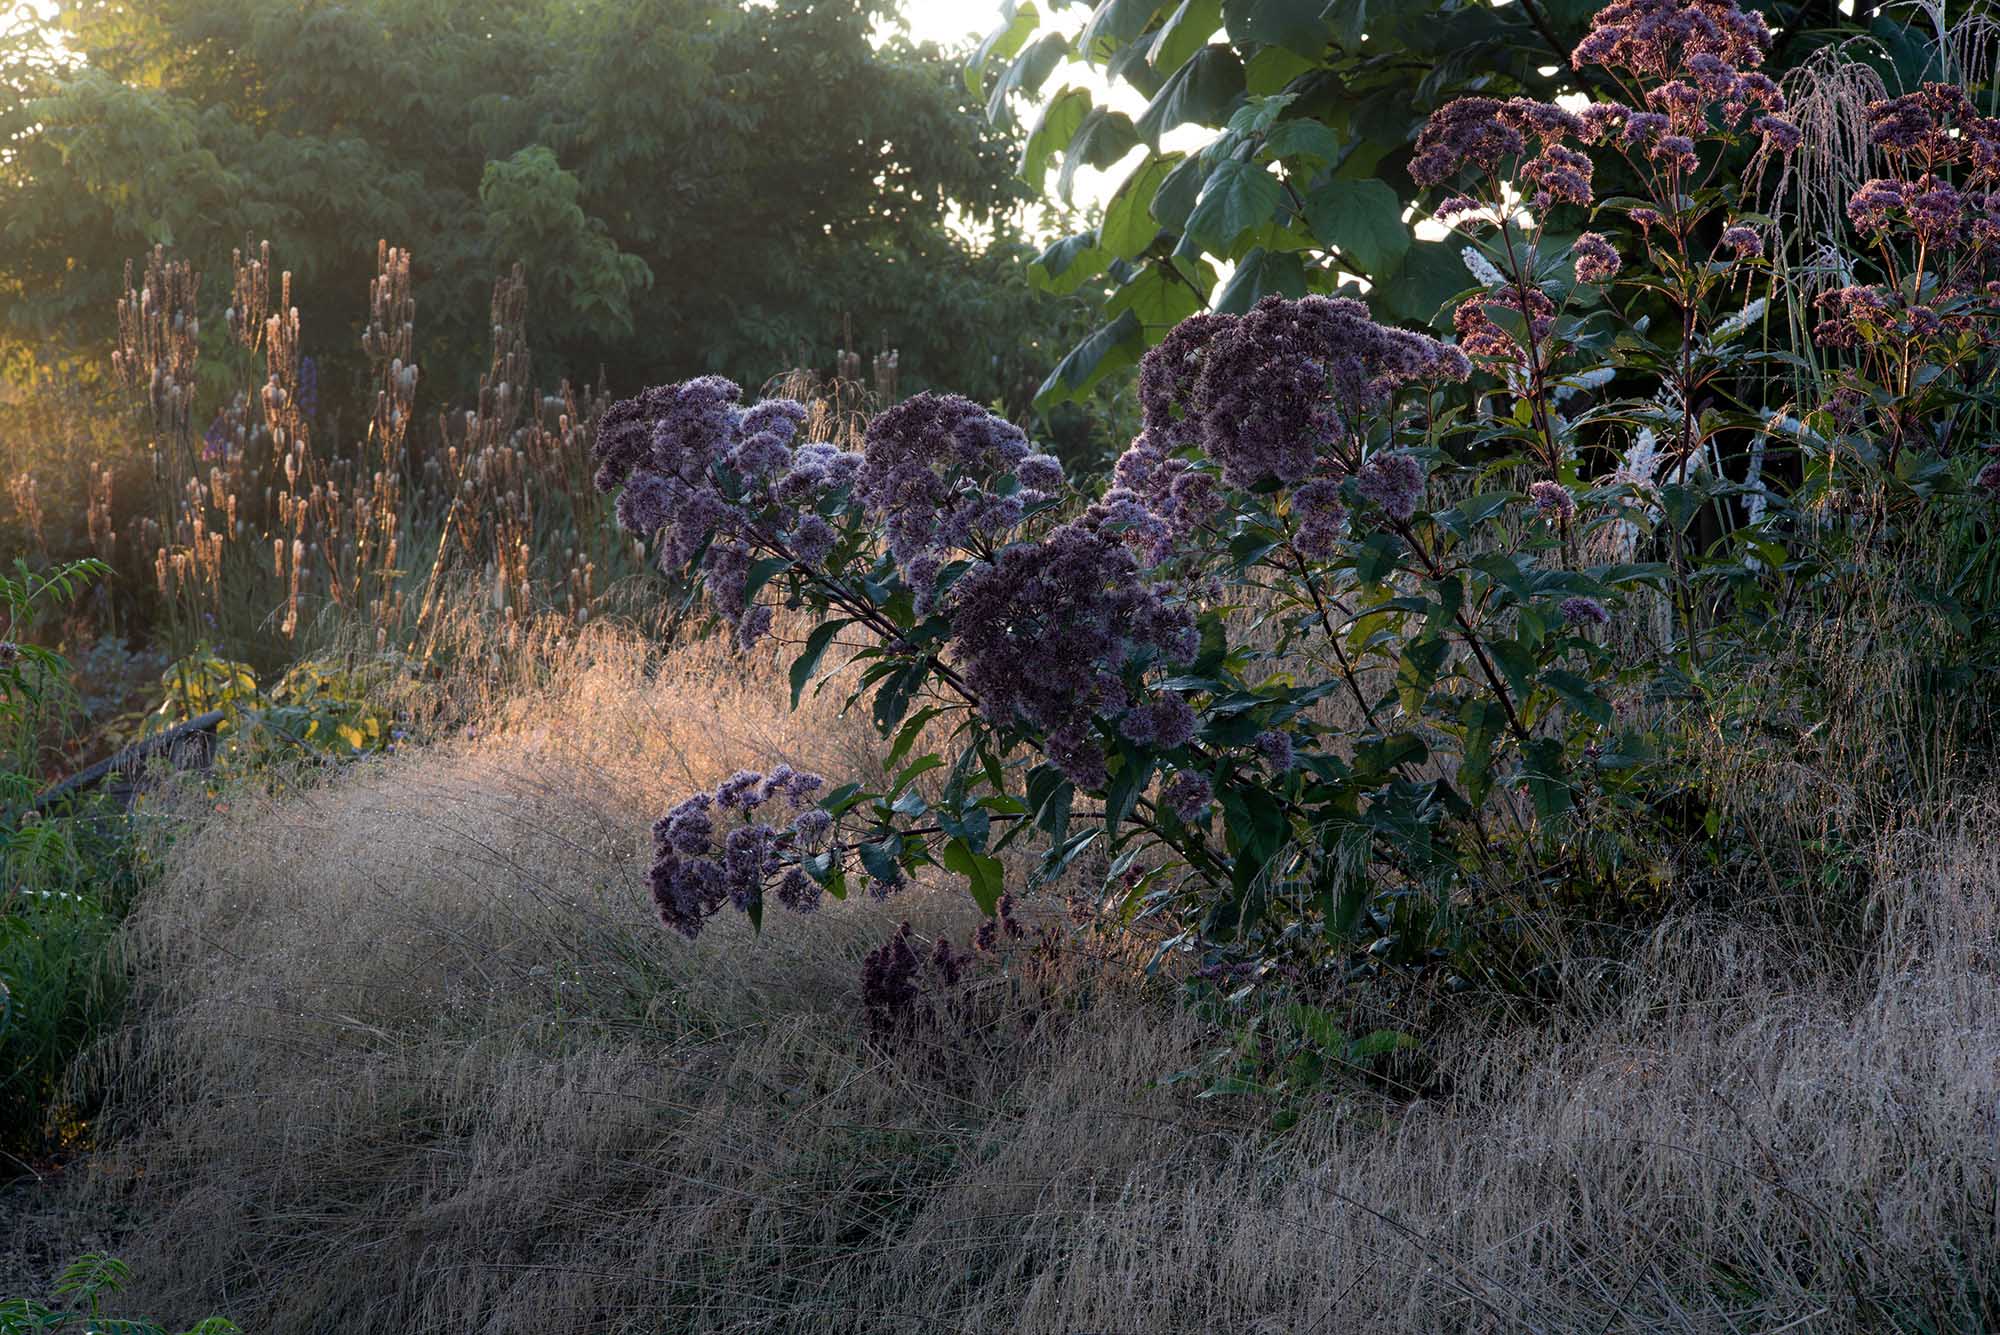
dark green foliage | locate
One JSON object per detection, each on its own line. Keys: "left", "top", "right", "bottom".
{"left": 0, "top": 0, "right": 1078, "bottom": 414}
{"left": 0, "top": 558, "right": 136, "bottom": 1161}
{"left": 972, "top": 0, "right": 1885, "bottom": 407}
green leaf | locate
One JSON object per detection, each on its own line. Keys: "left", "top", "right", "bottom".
{"left": 1396, "top": 635, "right": 1448, "bottom": 715}
{"left": 1107, "top": 259, "right": 1209, "bottom": 330}
{"left": 744, "top": 556, "right": 791, "bottom": 606}
{"left": 1222, "top": 0, "right": 1330, "bottom": 56}
{"left": 790, "top": 618, "right": 856, "bottom": 708}
{"left": 859, "top": 836, "right": 905, "bottom": 886}
{"left": 1245, "top": 44, "right": 1316, "bottom": 95}
{"left": 1149, "top": 150, "right": 1210, "bottom": 231}
{"left": 939, "top": 803, "right": 992, "bottom": 851}
{"left": 1185, "top": 158, "right": 1282, "bottom": 253}
{"left": 1058, "top": 106, "right": 1140, "bottom": 203}
{"left": 1149, "top": 0, "right": 1223, "bottom": 70}
{"left": 1100, "top": 152, "right": 1183, "bottom": 260}
{"left": 1135, "top": 44, "right": 1246, "bottom": 145}
{"left": 1457, "top": 696, "right": 1505, "bottom": 805}
{"left": 1522, "top": 736, "right": 1572, "bottom": 824}
{"left": 985, "top": 31, "right": 1070, "bottom": 126}
{"left": 967, "top": 1, "right": 1040, "bottom": 96}
{"left": 1371, "top": 238, "right": 1474, "bottom": 327}
{"left": 1323, "top": 0, "right": 1370, "bottom": 47}
{"left": 1303, "top": 177, "right": 1409, "bottom": 277}
{"left": 889, "top": 706, "right": 948, "bottom": 770}
{"left": 1034, "top": 308, "right": 1146, "bottom": 409}
{"left": 871, "top": 660, "right": 922, "bottom": 733}
{"left": 1353, "top": 532, "right": 1401, "bottom": 585}
{"left": 1081, "top": 0, "right": 1165, "bottom": 60}
{"left": 1212, "top": 245, "right": 1306, "bottom": 312}
{"left": 1260, "top": 118, "right": 1343, "bottom": 165}
{"left": 1030, "top": 229, "right": 1112, "bottom": 294}
{"left": 1542, "top": 668, "right": 1612, "bottom": 725}
{"left": 1022, "top": 86, "right": 1092, "bottom": 192}
{"left": 1104, "top": 747, "right": 1155, "bottom": 831}
{"left": 940, "top": 837, "right": 1007, "bottom": 915}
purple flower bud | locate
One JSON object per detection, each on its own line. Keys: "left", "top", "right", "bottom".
{"left": 1528, "top": 480, "right": 1578, "bottom": 522}
{"left": 1356, "top": 452, "right": 1426, "bottom": 522}
{"left": 1560, "top": 596, "right": 1611, "bottom": 627}
{"left": 776, "top": 867, "right": 820, "bottom": 913}
{"left": 1718, "top": 225, "right": 1763, "bottom": 259}
{"left": 1254, "top": 729, "right": 1295, "bottom": 772}
{"left": 1573, "top": 232, "right": 1621, "bottom": 283}
{"left": 791, "top": 807, "right": 833, "bottom": 845}
{"left": 1016, "top": 452, "right": 1065, "bottom": 492}
{"left": 1164, "top": 771, "right": 1213, "bottom": 825}
{"left": 715, "top": 770, "right": 765, "bottom": 811}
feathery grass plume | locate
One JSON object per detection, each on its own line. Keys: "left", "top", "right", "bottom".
{"left": 1772, "top": 43, "right": 1890, "bottom": 250}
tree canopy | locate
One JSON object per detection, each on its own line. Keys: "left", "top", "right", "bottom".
{"left": 0, "top": 0, "right": 1078, "bottom": 409}
{"left": 973, "top": 0, "right": 1915, "bottom": 409}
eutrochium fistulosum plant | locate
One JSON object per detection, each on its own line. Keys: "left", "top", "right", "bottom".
{"left": 598, "top": 0, "right": 2000, "bottom": 982}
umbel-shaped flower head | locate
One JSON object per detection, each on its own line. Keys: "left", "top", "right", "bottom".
{"left": 1133, "top": 295, "right": 1467, "bottom": 490}
{"left": 854, "top": 392, "right": 1062, "bottom": 573}
{"left": 593, "top": 376, "right": 854, "bottom": 649}
{"left": 946, "top": 520, "right": 1197, "bottom": 789}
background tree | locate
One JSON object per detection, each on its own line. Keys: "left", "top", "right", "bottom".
{"left": 0, "top": 0, "right": 1090, "bottom": 417}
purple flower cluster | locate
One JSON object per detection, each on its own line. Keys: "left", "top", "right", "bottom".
{"left": 1570, "top": 0, "right": 1772, "bottom": 84}
{"left": 1132, "top": 296, "right": 1468, "bottom": 491}
{"left": 1573, "top": 232, "right": 1622, "bottom": 283}
{"left": 1163, "top": 771, "right": 1213, "bottom": 825}
{"left": 1355, "top": 451, "right": 1426, "bottom": 523}
{"left": 1812, "top": 284, "right": 1897, "bottom": 349}
{"left": 1253, "top": 729, "right": 1295, "bottom": 773}
{"left": 1718, "top": 226, "right": 1764, "bottom": 260}
{"left": 854, "top": 392, "right": 1059, "bottom": 573}
{"left": 1084, "top": 439, "right": 1214, "bottom": 565}
{"left": 1453, "top": 284, "right": 1556, "bottom": 368}
{"left": 648, "top": 765, "right": 827, "bottom": 938}
{"left": 860, "top": 921, "right": 981, "bottom": 1039}
{"left": 1409, "top": 97, "right": 1586, "bottom": 195}
{"left": 945, "top": 521, "right": 1197, "bottom": 787}
{"left": 1528, "top": 480, "right": 1577, "bottom": 522}
{"left": 1865, "top": 84, "right": 2000, "bottom": 179}
{"left": 595, "top": 377, "right": 858, "bottom": 649}
{"left": 1560, "top": 596, "right": 1612, "bottom": 627}
{"left": 1289, "top": 476, "right": 1349, "bottom": 559}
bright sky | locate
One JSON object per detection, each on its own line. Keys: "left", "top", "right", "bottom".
{"left": 886, "top": 0, "right": 1214, "bottom": 219}
{"left": 896, "top": 0, "right": 1009, "bottom": 48}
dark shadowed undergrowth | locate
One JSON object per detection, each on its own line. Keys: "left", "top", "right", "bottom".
{"left": 20, "top": 614, "right": 1996, "bottom": 1335}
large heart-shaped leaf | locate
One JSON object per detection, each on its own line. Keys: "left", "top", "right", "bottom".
{"left": 1222, "top": 0, "right": 1330, "bottom": 57}
{"left": 1099, "top": 152, "right": 1182, "bottom": 260}
{"left": 1035, "top": 308, "right": 1146, "bottom": 409}
{"left": 1107, "top": 257, "right": 1210, "bottom": 330}
{"left": 1058, "top": 105, "right": 1140, "bottom": 202}
{"left": 1149, "top": 0, "right": 1223, "bottom": 71}
{"left": 1030, "top": 229, "right": 1112, "bottom": 294}
{"left": 985, "top": 32, "right": 1069, "bottom": 127}
{"left": 1213, "top": 246, "right": 1307, "bottom": 313}
{"left": 1185, "top": 158, "right": 1281, "bottom": 254}
{"left": 1303, "top": 176, "right": 1409, "bottom": 277}
{"left": 1021, "top": 86, "right": 1092, "bottom": 192}
{"left": 967, "top": 1, "right": 1040, "bottom": 95}
{"left": 1135, "top": 44, "right": 1246, "bottom": 144}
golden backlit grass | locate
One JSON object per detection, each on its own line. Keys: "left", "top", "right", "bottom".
{"left": 51, "top": 613, "right": 2000, "bottom": 1334}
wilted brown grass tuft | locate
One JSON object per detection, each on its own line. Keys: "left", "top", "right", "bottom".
{"left": 54, "top": 618, "right": 2000, "bottom": 1334}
